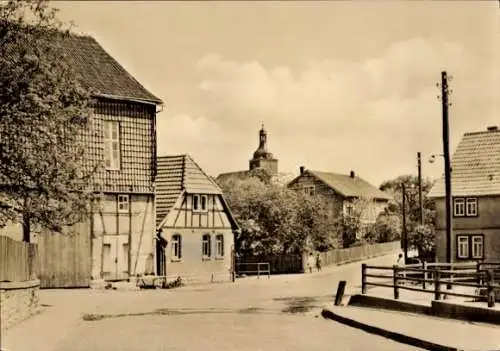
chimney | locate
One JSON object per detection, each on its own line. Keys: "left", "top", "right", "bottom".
{"left": 300, "top": 166, "right": 305, "bottom": 175}
{"left": 487, "top": 126, "right": 498, "bottom": 132}
{"left": 350, "top": 170, "right": 355, "bottom": 178}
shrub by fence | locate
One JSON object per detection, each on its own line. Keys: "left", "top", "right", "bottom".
{"left": 0, "top": 236, "right": 38, "bottom": 282}
{"left": 236, "top": 253, "right": 303, "bottom": 275}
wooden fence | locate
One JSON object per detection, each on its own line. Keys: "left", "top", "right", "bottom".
{"left": 0, "top": 236, "right": 38, "bottom": 282}
{"left": 236, "top": 254, "right": 303, "bottom": 275}
{"left": 316, "top": 240, "right": 402, "bottom": 268}
{"left": 38, "top": 221, "right": 91, "bottom": 288}
{"left": 361, "top": 262, "right": 500, "bottom": 308}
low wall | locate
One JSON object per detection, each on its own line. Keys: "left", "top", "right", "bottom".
{"left": 0, "top": 280, "right": 40, "bottom": 331}
{"left": 305, "top": 241, "right": 401, "bottom": 272}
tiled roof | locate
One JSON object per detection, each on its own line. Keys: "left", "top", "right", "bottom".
{"left": 156, "top": 155, "right": 222, "bottom": 225}
{"left": 58, "top": 33, "right": 162, "bottom": 104}
{"left": 428, "top": 128, "right": 500, "bottom": 198}
{"left": 304, "top": 170, "right": 392, "bottom": 200}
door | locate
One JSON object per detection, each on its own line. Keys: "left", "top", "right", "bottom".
{"left": 102, "top": 235, "right": 129, "bottom": 281}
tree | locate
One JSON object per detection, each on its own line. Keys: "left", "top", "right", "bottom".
{"left": 0, "top": 1, "right": 97, "bottom": 241}
{"left": 379, "top": 175, "right": 437, "bottom": 257}
{"left": 341, "top": 197, "right": 369, "bottom": 248}
{"left": 365, "top": 210, "right": 401, "bottom": 244}
{"left": 217, "top": 176, "right": 339, "bottom": 255}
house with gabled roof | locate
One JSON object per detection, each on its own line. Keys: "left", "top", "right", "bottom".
{"left": 428, "top": 126, "right": 500, "bottom": 263}
{"left": 1, "top": 31, "right": 163, "bottom": 287}
{"left": 287, "top": 167, "right": 391, "bottom": 244}
{"left": 156, "top": 155, "right": 240, "bottom": 284}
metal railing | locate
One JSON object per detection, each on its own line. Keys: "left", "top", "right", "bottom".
{"left": 236, "top": 262, "right": 271, "bottom": 279}
{"left": 361, "top": 262, "right": 500, "bottom": 308}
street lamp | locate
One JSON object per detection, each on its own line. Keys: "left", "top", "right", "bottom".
{"left": 428, "top": 154, "right": 444, "bottom": 164}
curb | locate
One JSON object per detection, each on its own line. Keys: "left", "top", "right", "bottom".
{"left": 320, "top": 309, "right": 458, "bottom": 351}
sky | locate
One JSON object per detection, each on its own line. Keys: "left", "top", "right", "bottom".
{"left": 55, "top": 1, "right": 500, "bottom": 187}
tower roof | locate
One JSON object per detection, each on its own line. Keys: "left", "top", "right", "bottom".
{"left": 252, "top": 124, "right": 274, "bottom": 160}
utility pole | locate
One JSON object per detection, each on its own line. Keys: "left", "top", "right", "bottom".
{"left": 441, "top": 71, "right": 453, "bottom": 273}
{"left": 402, "top": 183, "right": 408, "bottom": 263}
{"left": 417, "top": 152, "right": 424, "bottom": 225}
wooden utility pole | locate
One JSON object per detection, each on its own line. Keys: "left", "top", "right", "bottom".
{"left": 441, "top": 71, "right": 453, "bottom": 269}
{"left": 402, "top": 184, "right": 408, "bottom": 263}
{"left": 417, "top": 152, "right": 424, "bottom": 225}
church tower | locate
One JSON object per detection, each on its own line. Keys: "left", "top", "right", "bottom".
{"left": 249, "top": 124, "right": 278, "bottom": 176}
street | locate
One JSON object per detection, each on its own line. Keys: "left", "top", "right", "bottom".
{"left": 3, "top": 254, "right": 421, "bottom": 351}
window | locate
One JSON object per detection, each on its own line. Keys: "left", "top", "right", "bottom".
{"left": 457, "top": 235, "right": 469, "bottom": 259}
{"left": 456, "top": 234, "right": 484, "bottom": 260}
{"left": 454, "top": 197, "right": 478, "bottom": 217}
{"left": 193, "top": 195, "right": 200, "bottom": 211}
{"left": 171, "top": 234, "right": 182, "bottom": 260}
{"left": 303, "top": 185, "right": 315, "bottom": 196}
{"left": 345, "top": 203, "right": 354, "bottom": 217}
{"left": 103, "top": 121, "right": 120, "bottom": 170}
{"left": 215, "top": 234, "right": 224, "bottom": 258}
{"left": 454, "top": 198, "right": 465, "bottom": 217}
{"left": 118, "top": 195, "right": 129, "bottom": 212}
{"left": 472, "top": 236, "right": 484, "bottom": 259}
{"left": 466, "top": 198, "right": 478, "bottom": 216}
{"left": 202, "top": 234, "right": 211, "bottom": 258}
{"left": 201, "top": 195, "right": 208, "bottom": 212}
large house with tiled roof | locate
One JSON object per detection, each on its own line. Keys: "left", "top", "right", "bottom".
{"left": 156, "top": 155, "right": 239, "bottom": 283}
{"left": 1, "top": 31, "right": 163, "bottom": 287}
{"left": 428, "top": 126, "right": 500, "bottom": 263}
{"left": 287, "top": 167, "right": 391, "bottom": 245}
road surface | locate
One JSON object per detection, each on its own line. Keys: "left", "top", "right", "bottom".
{"left": 3, "top": 253, "right": 421, "bottom": 351}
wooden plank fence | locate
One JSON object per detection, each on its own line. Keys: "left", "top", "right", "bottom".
{"left": 316, "top": 241, "right": 402, "bottom": 268}
{"left": 0, "top": 236, "right": 38, "bottom": 282}
{"left": 38, "top": 221, "right": 91, "bottom": 288}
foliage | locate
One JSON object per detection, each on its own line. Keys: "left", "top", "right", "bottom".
{"left": 342, "top": 197, "right": 370, "bottom": 248}
{"left": 379, "top": 175, "right": 437, "bottom": 256}
{"left": 409, "top": 224, "right": 435, "bottom": 259}
{"left": 217, "top": 176, "right": 339, "bottom": 255}
{"left": 0, "top": 1, "right": 97, "bottom": 240}
{"left": 365, "top": 210, "right": 401, "bottom": 244}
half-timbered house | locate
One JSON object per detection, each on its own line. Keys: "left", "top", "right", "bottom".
{"left": 18, "top": 33, "right": 162, "bottom": 287}
{"left": 156, "top": 155, "right": 239, "bottom": 284}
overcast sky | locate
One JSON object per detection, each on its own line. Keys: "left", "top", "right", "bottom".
{"left": 56, "top": 1, "right": 500, "bottom": 186}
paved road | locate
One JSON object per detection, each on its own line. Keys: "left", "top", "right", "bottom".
{"left": 4, "top": 253, "right": 421, "bottom": 351}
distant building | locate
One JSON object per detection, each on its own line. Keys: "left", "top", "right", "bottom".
{"left": 155, "top": 155, "right": 239, "bottom": 284}
{"left": 288, "top": 167, "right": 391, "bottom": 241}
{"left": 216, "top": 125, "right": 293, "bottom": 184}
{"left": 428, "top": 126, "right": 500, "bottom": 263}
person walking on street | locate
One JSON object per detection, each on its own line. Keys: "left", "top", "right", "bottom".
{"left": 307, "top": 253, "right": 315, "bottom": 273}
{"left": 316, "top": 253, "right": 322, "bottom": 272}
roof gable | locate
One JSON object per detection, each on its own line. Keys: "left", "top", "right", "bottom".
{"left": 301, "top": 170, "right": 391, "bottom": 200}
{"left": 428, "top": 129, "right": 500, "bottom": 198}
{"left": 156, "top": 155, "right": 222, "bottom": 225}
{"left": 59, "top": 33, "right": 162, "bottom": 104}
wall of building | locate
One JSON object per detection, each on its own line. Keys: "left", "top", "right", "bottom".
{"left": 434, "top": 196, "right": 500, "bottom": 262}
{"left": 91, "top": 193, "right": 155, "bottom": 280}
{"left": 288, "top": 173, "right": 345, "bottom": 217}
{"left": 162, "top": 228, "right": 234, "bottom": 283}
